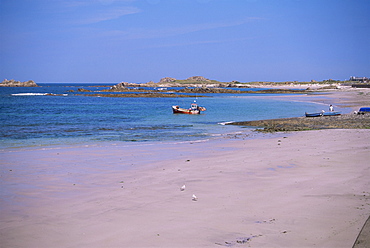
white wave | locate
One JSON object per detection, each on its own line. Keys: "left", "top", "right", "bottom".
{"left": 11, "top": 93, "right": 49, "bottom": 96}
{"left": 11, "top": 93, "right": 68, "bottom": 96}
{"left": 218, "top": 121, "right": 234, "bottom": 125}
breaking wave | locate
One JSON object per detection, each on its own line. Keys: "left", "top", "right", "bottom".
{"left": 11, "top": 93, "right": 49, "bottom": 96}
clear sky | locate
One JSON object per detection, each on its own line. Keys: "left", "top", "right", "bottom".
{"left": 1, "top": 0, "right": 369, "bottom": 83}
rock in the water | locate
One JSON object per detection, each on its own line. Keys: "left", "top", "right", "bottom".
{"left": 110, "top": 82, "right": 129, "bottom": 90}
{"left": 77, "top": 88, "right": 92, "bottom": 92}
{"left": 0, "top": 79, "right": 38, "bottom": 87}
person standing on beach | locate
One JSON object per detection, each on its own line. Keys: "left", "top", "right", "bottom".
{"left": 329, "top": 105, "right": 334, "bottom": 111}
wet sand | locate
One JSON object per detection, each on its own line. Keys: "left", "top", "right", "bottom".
{"left": 1, "top": 88, "right": 369, "bottom": 247}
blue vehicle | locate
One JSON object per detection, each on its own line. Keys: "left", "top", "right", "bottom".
{"left": 358, "top": 107, "right": 370, "bottom": 114}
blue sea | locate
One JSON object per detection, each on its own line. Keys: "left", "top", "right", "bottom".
{"left": 0, "top": 83, "right": 328, "bottom": 149}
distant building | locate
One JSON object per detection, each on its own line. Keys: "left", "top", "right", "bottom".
{"left": 350, "top": 76, "right": 369, "bottom": 82}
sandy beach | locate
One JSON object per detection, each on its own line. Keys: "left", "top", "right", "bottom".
{"left": 1, "top": 88, "right": 370, "bottom": 248}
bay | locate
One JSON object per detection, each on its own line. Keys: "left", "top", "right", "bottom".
{"left": 0, "top": 83, "right": 326, "bottom": 149}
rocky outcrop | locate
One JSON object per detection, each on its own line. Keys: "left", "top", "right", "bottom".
{"left": 186, "top": 76, "right": 210, "bottom": 82}
{"left": 77, "top": 88, "right": 92, "bottom": 92}
{"left": 110, "top": 82, "right": 130, "bottom": 90}
{"left": 1, "top": 79, "right": 38, "bottom": 87}
{"left": 177, "top": 87, "right": 241, "bottom": 93}
{"left": 228, "top": 114, "right": 370, "bottom": 132}
{"left": 159, "top": 77, "right": 177, "bottom": 83}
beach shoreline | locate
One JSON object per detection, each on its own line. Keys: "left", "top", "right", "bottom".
{"left": 1, "top": 88, "right": 369, "bottom": 247}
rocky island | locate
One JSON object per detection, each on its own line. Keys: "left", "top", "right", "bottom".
{"left": 108, "top": 76, "right": 246, "bottom": 88}
{"left": 0, "top": 79, "right": 38, "bottom": 87}
{"left": 102, "top": 76, "right": 309, "bottom": 95}
{"left": 106, "top": 76, "right": 353, "bottom": 90}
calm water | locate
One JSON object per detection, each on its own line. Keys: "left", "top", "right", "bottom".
{"left": 0, "top": 83, "right": 324, "bottom": 149}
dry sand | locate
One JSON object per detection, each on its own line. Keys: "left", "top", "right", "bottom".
{"left": 1, "top": 88, "right": 370, "bottom": 248}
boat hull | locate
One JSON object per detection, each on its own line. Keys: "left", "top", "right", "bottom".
{"left": 305, "top": 111, "right": 341, "bottom": 117}
{"left": 323, "top": 111, "right": 341, "bottom": 116}
{"left": 172, "top": 106, "right": 201, "bottom": 114}
{"left": 305, "top": 112, "right": 323, "bottom": 117}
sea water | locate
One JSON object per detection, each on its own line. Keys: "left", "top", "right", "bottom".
{"left": 0, "top": 83, "right": 327, "bottom": 149}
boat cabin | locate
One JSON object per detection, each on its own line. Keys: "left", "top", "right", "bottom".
{"left": 190, "top": 103, "right": 198, "bottom": 110}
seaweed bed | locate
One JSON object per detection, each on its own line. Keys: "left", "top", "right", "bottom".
{"left": 228, "top": 114, "right": 370, "bottom": 132}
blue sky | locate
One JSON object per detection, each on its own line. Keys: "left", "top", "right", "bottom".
{"left": 1, "top": 0, "right": 369, "bottom": 83}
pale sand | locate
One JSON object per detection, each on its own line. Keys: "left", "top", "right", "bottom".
{"left": 1, "top": 89, "right": 369, "bottom": 248}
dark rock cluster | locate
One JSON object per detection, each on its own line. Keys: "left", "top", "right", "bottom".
{"left": 176, "top": 87, "right": 241, "bottom": 93}
{"left": 77, "top": 88, "right": 92, "bottom": 92}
